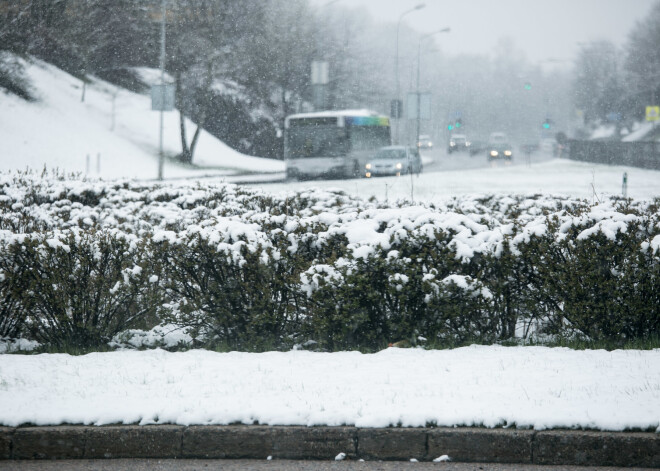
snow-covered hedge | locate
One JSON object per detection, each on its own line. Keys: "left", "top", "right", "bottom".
{"left": 1, "top": 170, "right": 658, "bottom": 350}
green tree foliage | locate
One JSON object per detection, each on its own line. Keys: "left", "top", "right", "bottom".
{"left": 573, "top": 40, "right": 623, "bottom": 124}
{"left": 623, "top": 0, "right": 660, "bottom": 123}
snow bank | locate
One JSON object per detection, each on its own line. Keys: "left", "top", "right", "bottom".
{"left": 0, "top": 347, "right": 658, "bottom": 431}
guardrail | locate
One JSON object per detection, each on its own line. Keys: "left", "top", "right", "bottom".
{"left": 568, "top": 140, "right": 660, "bottom": 170}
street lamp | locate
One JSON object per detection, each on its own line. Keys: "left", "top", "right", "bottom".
{"left": 415, "top": 28, "right": 450, "bottom": 151}
{"left": 395, "top": 3, "right": 425, "bottom": 144}
{"left": 311, "top": 0, "right": 341, "bottom": 110}
{"left": 158, "top": 0, "right": 167, "bottom": 181}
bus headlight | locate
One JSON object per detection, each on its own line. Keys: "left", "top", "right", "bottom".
{"left": 365, "top": 163, "right": 372, "bottom": 170}
{"left": 395, "top": 162, "right": 403, "bottom": 169}
{"left": 504, "top": 150, "right": 512, "bottom": 156}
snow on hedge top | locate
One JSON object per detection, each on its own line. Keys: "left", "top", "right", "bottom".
{"left": 1, "top": 172, "right": 658, "bottom": 263}
{"left": 0, "top": 58, "right": 284, "bottom": 180}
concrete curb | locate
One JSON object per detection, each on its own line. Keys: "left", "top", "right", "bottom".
{"left": 0, "top": 425, "right": 658, "bottom": 467}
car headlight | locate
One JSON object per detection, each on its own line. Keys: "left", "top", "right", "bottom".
{"left": 428, "top": 142, "right": 432, "bottom": 146}
{"left": 490, "top": 150, "right": 498, "bottom": 157}
{"left": 504, "top": 150, "right": 512, "bottom": 156}
{"left": 466, "top": 141, "right": 471, "bottom": 146}
{"left": 365, "top": 172, "right": 372, "bottom": 178}
{"left": 395, "top": 162, "right": 403, "bottom": 169}
{"left": 365, "top": 163, "right": 372, "bottom": 170}
{"left": 450, "top": 142, "right": 455, "bottom": 146}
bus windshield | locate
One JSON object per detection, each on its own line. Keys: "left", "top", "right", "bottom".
{"left": 348, "top": 126, "right": 391, "bottom": 151}
{"left": 286, "top": 126, "right": 349, "bottom": 158}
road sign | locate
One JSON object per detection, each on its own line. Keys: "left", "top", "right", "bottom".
{"left": 390, "top": 99, "right": 403, "bottom": 119}
{"left": 151, "top": 84, "right": 175, "bottom": 111}
{"left": 646, "top": 106, "right": 660, "bottom": 122}
{"left": 407, "top": 92, "right": 431, "bottom": 119}
{"left": 311, "top": 61, "right": 329, "bottom": 85}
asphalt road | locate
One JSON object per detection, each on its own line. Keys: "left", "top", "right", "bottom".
{"left": 0, "top": 460, "right": 652, "bottom": 471}
{"left": 420, "top": 147, "right": 554, "bottom": 174}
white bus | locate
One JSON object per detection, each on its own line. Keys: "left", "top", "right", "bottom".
{"left": 284, "top": 109, "right": 391, "bottom": 180}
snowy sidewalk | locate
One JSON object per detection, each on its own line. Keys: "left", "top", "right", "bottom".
{"left": 1, "top": 346, "right": 659, "bottom": 431}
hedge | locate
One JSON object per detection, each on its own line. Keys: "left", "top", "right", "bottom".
{"left": 0, "top": 171, "right": 658, "bottom": 350}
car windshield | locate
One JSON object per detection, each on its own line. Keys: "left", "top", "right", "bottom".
{"left": 489, "top": 135, "right": 507, "bottom": 144}
{"left": 375, "top": 148, "right": 406, "bottom": 160}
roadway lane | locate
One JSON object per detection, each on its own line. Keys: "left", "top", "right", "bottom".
{"left": 420, "top": 147, "right": 555, "bottom": 174}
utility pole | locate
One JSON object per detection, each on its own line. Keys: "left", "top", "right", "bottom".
{"left": 395, "top": 4, "right": 425, "bottom": 145}
{"left": 158, "top": 0, "right": 166, "bottom": 181}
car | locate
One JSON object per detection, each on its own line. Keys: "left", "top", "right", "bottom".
{"left": 417, "top": 134, "right": 433, "bottom": 149}
{"left": 448, "top": 134, "right": 470, "bottom": 153}
{"left": 468, "top": 139, "right": 486, "bottom": 156}
{"left": 486, "top": 132, "right": 513, "bottom": 161}
{"left": 365, "top": 146, "right": 423, "bottom": 177}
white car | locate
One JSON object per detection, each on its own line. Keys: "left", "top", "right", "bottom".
{"left": 448, "top": 134, "right": 470, "bottom": 153}
{"left": 365, "top": 146, "right": 423, "bottom": 177}
{"left": 417, "top": 134, "right": 433, "bottom": 149}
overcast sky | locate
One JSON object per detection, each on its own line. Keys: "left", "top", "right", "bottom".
{"left": 318, "top": 0, "right": 657, "bottom": 65}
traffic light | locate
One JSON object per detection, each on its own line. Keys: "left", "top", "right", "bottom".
{"left": 455, "top": 118, "right": 462, "bottom": 128}
{"left": 542, "top": 119, "right": 552, "bottom": 129}
{"left": 524, "top": 82, "right": 532, "bottom": 90}
{"left": 447, "top": 123, "right": 454, "bottom": 130}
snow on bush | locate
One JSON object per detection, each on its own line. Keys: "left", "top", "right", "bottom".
{"left": 0, "top": 170, "right": 658, "bottom": 350}
{"left": 109, "top": 324, "right": 193, "bottom": 350}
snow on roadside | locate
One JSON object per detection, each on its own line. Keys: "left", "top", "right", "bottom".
{"left": 0, "top": 346, "right": 658, "bottom": 432}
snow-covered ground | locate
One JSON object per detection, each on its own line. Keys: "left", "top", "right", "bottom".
{"left": 255, "top": 157, "right": 659, "bottom": 202}
{"left": 0, "top": 58, "right": 284, "bottom": 180}
{"left": 0, "top": 346, "right": 658, "bottom": 431}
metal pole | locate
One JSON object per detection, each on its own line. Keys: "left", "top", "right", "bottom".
{"left": 395, "top": 4, "right": 425, "bottom": 145}
{"left": 158, "top": 0, "right": 166, "bottom": 181}
{"left": 416, "top": 38, "right": 421, "bottom": 153}
{"left": 416, "top": 28, "right": 450, "bottom": 151}
{"left": 395, "top": 18, "right": 403, "bottom": 145}
{"left": 412, "top": 39, "right": 422, "bottom": 202}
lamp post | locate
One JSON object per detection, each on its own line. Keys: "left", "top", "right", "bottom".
{"left": 415, "top": 28, "right": 450, "bottom": 151}
{"left": 395, "top": 3, "right": 425, "bottom": 144}
{"left": 311, "top": 0, "right": 341, "bottom": 110}
{"left": 157, "top": 0, "right": 166, "bottom": 181}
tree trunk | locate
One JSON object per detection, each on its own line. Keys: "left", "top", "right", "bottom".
{"left": 189, "top": 125, "right": 202, "bottom": 161}
{"left": 179, "top": 109, "right": 192, "bottom": 164}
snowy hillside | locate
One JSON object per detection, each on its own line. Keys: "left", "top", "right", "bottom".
{"left": 0, "top": 58, "right": 284, "bottom": 180}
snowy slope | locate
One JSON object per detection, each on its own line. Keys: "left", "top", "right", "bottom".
{"left": 0, "top": 58, "right": 284, "bottom": 180}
